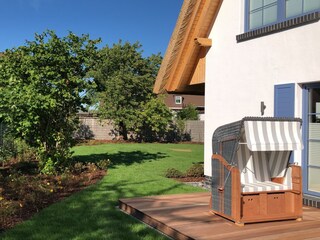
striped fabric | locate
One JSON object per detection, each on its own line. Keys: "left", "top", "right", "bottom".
{"left": 268, "top": 151, "right": 291, "bottom": 178}
{"left": 242, "top": 181, "right": 291, "bottom": 192}
{"left": 236, "top": 144, "right": 291, "bottom": 193}
{"left": 244, "top": 120, "right": 303, "bottom": 151}
{"left": 237, "top": 145, "right": 271, "bottom": 183}
{"left": 283, "top": 167, "right": 292, "bottom": 189}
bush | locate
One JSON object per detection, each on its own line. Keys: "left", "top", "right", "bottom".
{"left": 185, "top": 163, "right": 204, "bottom": 177}
{"left": 0, "top": 133, "right": 17, "bottom": 166}
{"left": 86, "top": 162, "right": 98, "bottom": 172}
{"left": 96, "top": 159, "right": 111, "bottom": 170}
{"left": 15, "top": 139, "right": 37, "bottom": 162}
{"left": 72, "top": 162, "right": 85, "bottom": 174}
{"left": 176, "top": 104, "right": 199, "bottom": 120}
{"left": 40, "top": 158, "right": 56, "bottom": 175}
{"left": 165, "top": 168, "right": 184, "bottom": 178}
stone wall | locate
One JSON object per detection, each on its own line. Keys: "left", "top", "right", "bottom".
{"left": 184, "top": 120, "right": 204, "bottom": 143}
{"left": 76, "top": 114, "right": 205, "bottom": 143}
{"left": 75, "top": 114, "right": 116, "bottom": 140}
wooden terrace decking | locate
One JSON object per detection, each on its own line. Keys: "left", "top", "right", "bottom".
{"left": 119, "top": 192, "right": 320, "bottom": 240}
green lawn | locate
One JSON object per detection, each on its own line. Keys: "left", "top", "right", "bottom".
{"left": 1, "top": 143, "right": 206, "bottom": 240}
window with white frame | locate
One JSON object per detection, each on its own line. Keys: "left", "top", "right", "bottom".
{"left": 246, "top": 0, "right": 320, "bottom": 31}
{"left": 175, "top": 96, "right": 182, "bottom": 105}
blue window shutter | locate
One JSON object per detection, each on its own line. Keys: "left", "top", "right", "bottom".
{"left": 274, "top": 84, "right": 295, "bottom": 118}
{"left": 274, "top": 83, "right": 295, "bottom": 163}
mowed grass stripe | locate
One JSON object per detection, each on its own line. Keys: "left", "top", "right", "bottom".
{"left": 1, "top": 143, "right": 205, "bottom": 240}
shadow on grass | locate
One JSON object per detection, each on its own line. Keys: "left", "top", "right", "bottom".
{"left": 0, "top": 177, "right": 183, "bottom": 240}
{"left": 0, "top": 149, "right": 198, "bottom": 239}
{"left": 73, "top": 150, "right": 168, "bottom": 167}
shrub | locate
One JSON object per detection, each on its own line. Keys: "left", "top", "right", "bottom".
{"left": 176, "top": 104, "right": 199, "bottom": 120}
{"left": 165, "top": 168, "right": 184, "bottom": 178}
{"left": 185, "top": 163, "right": 204, "bottom": 177}
{"left": 72, "top": 162, "right": 85, "bottom": 174}
{"left": 96, "top": 159, "right": 111, "bottom": 170}
{"left": 15, "top": 139, "right": 37, "bottom": 162}
{"left": 86, "top": 162, "right": 98, "bottom": 172}
{"left": 40, "top": 158, "right": 56, "bottom": 175}
{"left": 0, "top": 133, "right": 17, "bottom": 166}
{"left": 0, "top": 31, "right": 100, "bottom": 174}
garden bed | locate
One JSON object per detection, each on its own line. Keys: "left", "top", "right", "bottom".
{"left": 174, "top": 177, "right": 205, "bottom": 182}
{"left": 0, "top": 159, "right": 106, "bottom": 232}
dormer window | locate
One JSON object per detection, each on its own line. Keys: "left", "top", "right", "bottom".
{"left": 175, "top": 96, "right": 183, "bottom": 105}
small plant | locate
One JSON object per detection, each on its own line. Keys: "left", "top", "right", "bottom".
{"left": 15, "top": 139, "right": 37, "bottom": 163}
{"left": 60, "top": 170, "right": 72, "bottom": 185}
{"left": 40, "top": 158, "right": 56, "bottom": 175}
{"left": 165, "top": 168, "right": 184, "bottom": 178}
{"left": 0, "top": 133, "right": 17, "bottom": 167}
{"left": 86, "top": 162, "right": 98, "bottom": 172}
{"left": 0, "top": 200, "right": 19, "bottom": 228}
{"left": 185, "top": 163, "right": 204, "bottom": 177}
{"left": 96, "top": 159, "right": 111, "bottom": 170}
{"left": 72, "top": 162, "right": 85, "bottom": 174}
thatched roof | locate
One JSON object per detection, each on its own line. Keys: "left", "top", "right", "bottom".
{"left": 154, "top": 0, "right": 222, "bottom": 94}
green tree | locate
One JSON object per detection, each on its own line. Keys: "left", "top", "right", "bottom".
{"left": 93, "top": 41, "right": 163, "bottom": 140}
{"left": 0, "top": 30, "right": 100, "bottom": 173}
{"left": 176, "top": 104, "right": 199, "bottom": 120}
{"left": 137, "top": 97, "right": 173, "bottom": 142}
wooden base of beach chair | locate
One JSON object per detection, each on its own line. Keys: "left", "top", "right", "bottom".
{"left": 235, "top": 222, "right": 245, "bottom": 227}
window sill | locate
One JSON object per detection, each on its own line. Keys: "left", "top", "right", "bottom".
{"left": 237, "top": 11, "right": 320, "bottom": 43}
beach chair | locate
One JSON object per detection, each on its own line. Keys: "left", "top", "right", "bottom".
{"left": 210, "top": 117, "right": 303, "bottom": 225}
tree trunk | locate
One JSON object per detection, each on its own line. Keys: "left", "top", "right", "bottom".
{"left": 119, "top": 122, "right": 128, "bottom": 140}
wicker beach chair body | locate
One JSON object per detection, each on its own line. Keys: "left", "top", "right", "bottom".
{"left": 211, "top": 117, "right": 303, "bottom": 225}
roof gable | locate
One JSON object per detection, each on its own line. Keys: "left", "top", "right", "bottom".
{"left": 154, "top": 0, "right": 222, "bottom": 94}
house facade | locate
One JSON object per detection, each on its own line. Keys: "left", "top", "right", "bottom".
{"left": 154, "top": 0, "right": 320, "bottom": 204}
{"left": 163, "top": 94, "right": 205, "bottom": 120}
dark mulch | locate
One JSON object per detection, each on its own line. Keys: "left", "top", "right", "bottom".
{"left": 0, "top": 160, "right": 106, "bottom": 232}
{"left": 75, "top": 139, "right": 129, "bottom": 146}
{"left": 75, "top": 139, "right": 204, "bottom": 146}
{"left": 174, "top": 177, "right": 205, "bottom": 182}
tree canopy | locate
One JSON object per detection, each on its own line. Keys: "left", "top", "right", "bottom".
{"left": 0, "top": 30, "right": 100, "bottom": 173}
{"left": 92, "top": 41, "right": 171, "bottom": 141}
{"left": 176, "top": 104, "right": 199, "bottom": 120}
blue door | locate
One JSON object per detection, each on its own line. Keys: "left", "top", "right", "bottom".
{"left": 274, "top": 84, "right": 295, "bottom": 163}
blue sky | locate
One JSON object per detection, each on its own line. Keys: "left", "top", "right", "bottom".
{"left": 0, "top": 0, "right": 183, "bottom": 56}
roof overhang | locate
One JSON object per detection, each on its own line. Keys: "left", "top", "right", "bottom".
{"left": 153, "top": 0, "right": 222, "bottom": 95}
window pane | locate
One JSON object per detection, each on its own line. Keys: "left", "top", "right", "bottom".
{"left": 249, "top": 0, "right": 263, "bottom": 29}
{"left": 250, "top": 11, "right": 263, "bottom": 29}
{"left": 304, "top": 0, "right": 320, "bottom": 13}
{"left": 308, "top": 167, "right": 320, "bottom": 192}
{"left": 265, "top": 0, "right": 277, "bottom": 5}
{"left": 308, "top": 141, "right": 320, "bottom": 166}
{"left": 264, "top": 5, "right": 278, "bottom": 25}
{"left": 250, "top": 0, "right": 263, "bottom": 10}
{"left": 309, "top": 88, "right": 320, "bottom": 123}
{"left": 286, "top": 0, "right": 303, "bottom": 18}
{"left": 309, "top": 123, "right": 320, "bottom": 139}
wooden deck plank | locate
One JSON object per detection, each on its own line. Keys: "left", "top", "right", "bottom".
{"left": 119, "top": 193, "right": 320, "bottom": 240}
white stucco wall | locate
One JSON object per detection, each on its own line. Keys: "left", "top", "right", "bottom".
{"left": 204, "top": 0, "right": 320, "bottom": 176}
